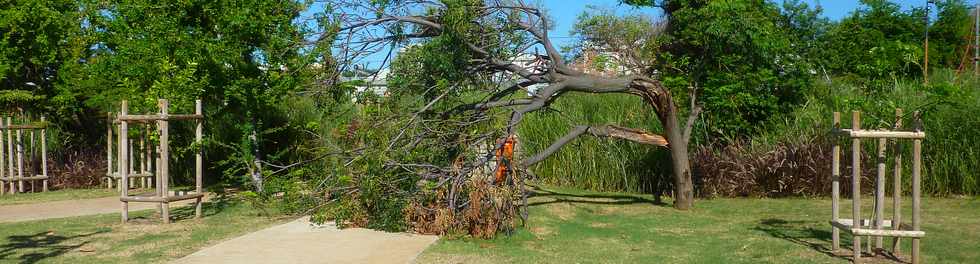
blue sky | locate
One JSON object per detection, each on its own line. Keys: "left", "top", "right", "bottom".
{"left": 313, "top": 0, "right": 949, "bottom": 69}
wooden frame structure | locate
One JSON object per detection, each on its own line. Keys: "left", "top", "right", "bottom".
{"left": 106, "top": 112, "right": 155, "bottom": 190}
{"left": 117, "top": 99, "right": 204, "bottom": 223}
{"left": 830, "top": 110, "right": 925, "bottom": 264}
{"left": 0, "top": 115, "right": 48, "bottom": 194}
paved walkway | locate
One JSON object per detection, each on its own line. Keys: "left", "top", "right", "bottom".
{"left": 0, "top": 192, "right": 205, "bottom": 223}
{"left": 174, "top": 217, "right": 439, "bottom": 264}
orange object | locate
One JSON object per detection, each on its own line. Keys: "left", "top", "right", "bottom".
{"left": 494, "top": 135, "right": 516, "bottom": 185}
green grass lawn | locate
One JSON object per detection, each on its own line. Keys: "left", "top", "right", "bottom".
{"left": 417, "top": 186, "right": 980, "bottom": 264}
{"left": 0, "top": 188, "right": 117, "bottom": 206}
{"left": 0, "top": 198, "right": 292, "bottom": 263}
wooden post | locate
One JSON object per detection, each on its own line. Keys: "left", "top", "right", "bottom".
{"left": 159, "top": 99, "right": 171, "bottom": 224}
{"left": 832, "top": 112, "right": 841, "bottom": 250}
{"left": 41, "top": 116, "right": 47, "bottom": 192}
{"left": 7, "top": 117, "right": 14, "bottom": 193}
{"left": 120, "top": 100, "right": 130, "bottom": 223}
{"left": 1, "top": 120, "right": 6, "bottom": 195}
{"left": 29, "top": 123, "right": 35, "bottom": 192}
{"left": 195, "top": 99, "right": 203, "bottom": 218}
{"left": 107, "top": 113, "right": 114, "bottom": 189}
{"left": 156, "top": 144, "right": 162, "bottom": 213}
{"left": 149, "top": 137, "right": 154, "bottom": 189}
{"left": 892, "top": 109, "right": 904, "bottom": 253}
{"left": 875, "top": 137, "right": 886, "bottom": 252}
{"left": 16, "top": 117, "right": 23, "bottom": 193}
{"left": 911, "top": 111, "right": 922, "bottom": 264}
{"left": 128, "top": 141, "right": 135, "bottom": 189}
{"left": 851, "top": 111, "right": 862, "bottom": 263}
{"left": 140, "top": 128, "right": 147, "bottom": 188}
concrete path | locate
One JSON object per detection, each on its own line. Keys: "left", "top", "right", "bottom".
{"left": 174, "top": 217, "right": 439, "bottom": 264}
{"left": 0, "top": 192, "right": 205, "bottom": 223}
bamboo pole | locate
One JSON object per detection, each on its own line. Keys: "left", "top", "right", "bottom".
{"left": 159, "top": 99, "right": 171, "bottom": 224}
{"left": 120, "top": 100, "right": 130, "bottom": 223}
{"left": 41, "top": 116, "right": 47, "bottom": 192}
{"left": 911, "top": 111, "right": 922, "bottom": 264}
{"left": 892, "top": 109, "right": 904, "bottom": 253}
{"left": 851, "top": 111, "right": 862, "bottom": 263}
{"left": 195, "top": 99, "right": 203, "bottom": 218}
{"left": 875, "top": 137, "right": 886, "bottom": 252}
{"left": 832, "top": 112, "right": 841, "bottom": 251}
{"left": 7, "top": 117, "right": 14, "bottom": 193}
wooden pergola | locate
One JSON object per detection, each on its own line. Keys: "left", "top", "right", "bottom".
{"left": 830, "top": 109, "right": 925, "bottom": 264}
{"left": 116, "top": 99, "right": 204, "bottom": 223}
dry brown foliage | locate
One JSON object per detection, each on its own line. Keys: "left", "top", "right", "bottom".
{"left": 692, "top": 136, "right": 880, "bottom": 197}
{"left": 405, "top": 176, "right": 521, "bottom": 239}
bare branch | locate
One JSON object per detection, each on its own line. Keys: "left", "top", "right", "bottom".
{"left": 523, "top": 125, "right": 668, "bottom": 166}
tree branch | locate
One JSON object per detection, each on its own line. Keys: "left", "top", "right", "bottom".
{"left": 523, "top": 124, "right": 668, "bottom": 166}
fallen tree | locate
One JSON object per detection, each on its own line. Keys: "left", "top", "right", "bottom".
{"left": 323, "top": 0, "right": 701, "bottom": 235}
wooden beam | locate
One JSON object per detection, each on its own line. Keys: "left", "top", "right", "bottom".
{"left": 0, "top": 175, "right": 49, "bottom": 181}
{"left": 834, "top": 129, "right": 925, "bottom": 139}
{"left": 116, "top": 114, "right": 203, "bottom": 122}
{"left": 120, "top": 193, "right": 204, "bottom": 203}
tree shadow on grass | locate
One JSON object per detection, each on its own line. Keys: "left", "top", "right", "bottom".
{"left": 754, "top": 218, "right": 864, "bottom": 262}
{"left": 0, "top": 230, "right": 107, "bottom": 264}
{"left": 170, "top": 197, "right": 232, "bottom": 221}
{"left": 755, "top": 218, "right": 909, "bottom": 263}
{"left": 128, "top": 194, "right": 232, "bottom": 223}
{"left": 526, "top": 186, "right": 669, "bottom": 207}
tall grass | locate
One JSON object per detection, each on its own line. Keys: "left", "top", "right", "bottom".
{"left": 518, "top": 94, "right": 667, "bottom": 193}
{"left": 521, "top": 69, "right": 980, "bottom": 196}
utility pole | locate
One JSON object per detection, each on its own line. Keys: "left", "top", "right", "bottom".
{"left": 924, "top": 1, "right": 934, "bottom": 86}
{"left": 974, "top": 2, "right": 978, "bottom": 77}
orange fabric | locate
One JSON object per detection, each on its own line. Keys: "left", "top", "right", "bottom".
{"left": 494, "top": 135, "right": 516, "bottom": 185}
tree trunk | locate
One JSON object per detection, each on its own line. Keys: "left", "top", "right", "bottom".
{"left": 248, "top": 119, "right": 265, "bottom": 193}
{"left": 663, "top": 107, "right": 694, "bottom": 210}
{"left": 631, "top": 77, "right": 696, "bottom": 210}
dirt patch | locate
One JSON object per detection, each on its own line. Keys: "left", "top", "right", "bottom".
{"left": 589, "top": 222, "right": 612, "bottom": 228}
{"left": 543, "top": 201, "right": 576, "bottom": 220}
{"left": 530, "top": 226, "right": 553, "bottom": 238}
